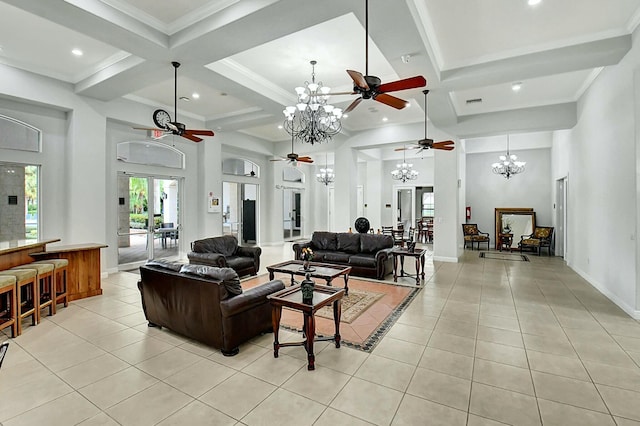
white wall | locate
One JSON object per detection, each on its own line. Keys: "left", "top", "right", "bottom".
{"left": 466, "top": 147, "right": 553, "bottom": 245}
{"left": 552, "top": 30, "right": 639, "bottom": 316}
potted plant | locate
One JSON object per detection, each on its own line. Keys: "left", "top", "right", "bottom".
{"left": 301, "top": 247, "right": 314, "bottom": 270}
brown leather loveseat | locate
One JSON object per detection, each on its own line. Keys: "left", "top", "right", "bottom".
{"left": 188, "top": 235, "right": 261, "bottom": 277}
{"left": 293, "top": 231, "right": 394, "bottom": 280}
{"left": 138, "top": 260, "right": 284, "bottom": 356}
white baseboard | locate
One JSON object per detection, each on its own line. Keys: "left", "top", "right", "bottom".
{"left": 571, "top": 265, "right": 640, "bottom": 320}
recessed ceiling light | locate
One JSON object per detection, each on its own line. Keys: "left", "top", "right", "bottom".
{"left": 277, "top": 125, "right": 283, "bottom": 129}
{"left": 343, "top": 113, "right": 349, "bottom": 118}
{"left": 512, "top": 82, "right": 522, "bottom": 92}
{"left": 192, "top": 93, "right": 200, "bottom": 99}
{"left": 382, "top": 117, "right": 388, "bottom": 122}
{"left": 71, "top": 48, "right": 83, "bottom": 56}
{"left": 528, "top": 0, "right": 541, "bottom": 5}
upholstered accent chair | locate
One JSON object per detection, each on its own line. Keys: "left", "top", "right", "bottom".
{"left": 519, "top": 226, "right": 554, "bottom": 256}
{"left": 462, "top": 224, "right": 490, "bottom": 250}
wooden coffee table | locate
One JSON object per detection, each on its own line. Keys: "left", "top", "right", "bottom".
{"left": 268, "top": 284, "right": 344, "bottom": 370}
{"left": 267, "top": 260, "right": 352, "bottom": 295}
{"left": 391, "top": 248, "right": 426, "bottom": 284}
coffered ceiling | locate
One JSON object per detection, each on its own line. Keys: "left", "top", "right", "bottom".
{"left": 0, "top": 0, "right": 638, "bottom": 150}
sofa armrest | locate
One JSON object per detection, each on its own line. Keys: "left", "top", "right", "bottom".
{"left": 292, "top": 241, "right": 312, "bottom": 260}
{"left": 220, "top": 280, "right": 285, "bottom": 317}
{"left": 187, "top": 252, "right": 227, "bottom": 267}
{"left": 375, "top": 247, "right": 394, "bottom": 262}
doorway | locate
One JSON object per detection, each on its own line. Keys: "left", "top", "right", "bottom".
{"left": 555, "top": 177, "right": 568, "bottom": 258}
{"left": 393, "top": 186, "right": 416, "bottom": 231}
{"left": 283, "top": 189, "right": 302, "bottom": 241}
{"left": 222, "top": 181, "right": 258, "bottom": 244}
{"left": 117, "top": 173, "right": 182, "bottom": 269}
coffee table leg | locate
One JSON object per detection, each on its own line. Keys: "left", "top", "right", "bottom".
{"left": 333, "top": 299, "right": 342, "bottom": 348}
{"left": 269, "top": 270, "right": 274, "bottom": 280}
{"left": 420, "top": 254, "right": 425, "bottom": 280}
{"left": 304, "top": 312, "right": 316, "bottom": 370}
{"left": 400, "top": 255, "right": 406, "bottom": 277}
{"left": 343, "top": 274, "right": 349, "bottom": 296}
{"left": 393, "top": 255, "right": 398, "bottom": 282}
{"left": 272, "top": 305, "right": 282, "bottom": 358}
{"left": 290, "top": 273, "right": 295, "bottom": 287}
{"left": 414, "top": 256, "right": 420, "bottom": 284}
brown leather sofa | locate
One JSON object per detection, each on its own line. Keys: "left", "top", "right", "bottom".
{"left": 292, "top": 232, "right": 394, "bottom": 280}
{"left": 188, "top": 235, "right": 261, "bottom": 277}
{"left": 138, "top": 260, "right": 284, "bottom": 356}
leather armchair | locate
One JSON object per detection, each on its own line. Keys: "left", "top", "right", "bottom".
{"left": 188, "top": 235, "right": 261, "bottom": 277}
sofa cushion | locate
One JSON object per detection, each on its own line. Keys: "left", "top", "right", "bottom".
{"left": 226, "top": 256, "right": 255, "bottom": 272}
{"left": 336, "top": 233, "right": 361, "bottom": 254}
{"left": 311, "top": 250, "right": 332, "bottom": 262}
{"left": 311, "top": 232, "right": 338, "bottom": 251}
{"left": 192, "top": 235, "right": 238, "bottom": 257}
{"left": 360, "top": 234, "right": 394, "bottom": 254}
{"left": 145, "top": 259, "right": 184, "bottom": 272}
{"left": 179, "top": 264, "right": 242, "bottom": 296}
{"left": 323, "top": 252, "right": 351, "bottom": 263}
{"left": 348, "top": 254, "right": 377, "bottom": 268}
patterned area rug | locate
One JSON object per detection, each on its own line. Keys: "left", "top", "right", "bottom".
{"left": 241, "top": 274, "right": 420, "bottom": 352}
{"left": 480, "top": 252, "right": 529, "bottom": 261}
{"left": 315, "top": 288, "right": 384, "bottom": 323}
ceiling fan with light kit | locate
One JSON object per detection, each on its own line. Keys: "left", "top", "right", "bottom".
{"left": 270, "top": 134, "right": 314, "bottom": 165}
{"left": 395, "top": 90, "right": 455, "bottom": 154}
{"left": 134, "top": 62, "right": 214, "bottom": 143}
{"left": 333, "top": 0, "right": 427, "bottom": 113}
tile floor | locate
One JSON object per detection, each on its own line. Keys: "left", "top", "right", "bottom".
{"left": 2, "top": 245, "right": 640, "bottom": 425}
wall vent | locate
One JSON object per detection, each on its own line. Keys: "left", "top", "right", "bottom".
{"left": 466, "top": 98, "right": 482, "bottom": 104}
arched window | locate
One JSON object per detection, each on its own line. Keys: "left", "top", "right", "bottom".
{"left": 283, "top": 167, "right": 304, "bottom": 183}
{"left": 116, "top": 141, "right": 185, "bottom": 169}
{"left": 222, "top": 158, "right": 259, "bottom": 178}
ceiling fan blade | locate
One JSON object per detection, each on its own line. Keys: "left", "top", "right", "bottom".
{"left": 432, "top": 140, "right": 455, "bottom": 151}
{"left": 375, "top": 93, "right": 408, "bottom": 109}
{"left": 344, "top": 97, "right": 363, "bottom": 113}
{"left": 133, "top": 127, "right": 166, "bottom": 131}
{"left": 330, "top": 91, "right": 358, "bottom": 96}
{"left": 184, "top": 129, "right": 214, "bottom": 136}
{"left": 378, "top": 75, "right": 427, "bottom": 93}
{"left": 270, "top": 158, "right": 285, "bottom": 162}
{"left": 297, "top": 157, "right": 314, "bottom": 163}
{"left": 347, "top": 70, "right": 369, "bottom": 90}
{"left": 181, "top": 133, "right": 203, "bottom": 143}
{"left": 394, "top": 146, "right": 420, "bottom": 152}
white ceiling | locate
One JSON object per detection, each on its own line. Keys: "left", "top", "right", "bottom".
{"left": 0, "top": 0, "right": 638, "bottom": 156}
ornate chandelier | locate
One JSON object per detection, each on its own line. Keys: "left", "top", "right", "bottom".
{"left": 283, "top": 60, "right": 342, "bottom": 145}
{"left": 316, "top": 153, "right": 334, "bottom": 186}
{"left": 391, "top": 146, "right": 419, "bottom": 183}
{"left": 491, "top": 135, "right": 526, "bottom": 179}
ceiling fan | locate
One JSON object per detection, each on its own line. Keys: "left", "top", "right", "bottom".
{"left": 396, "top": 90, "right": 455, "bottom": 154}
{"left": 334, "top": 0, "right": 427, "bottom": 113}
{"left": 270, "top": 134, "right": 314, "bottom": 165}
{"left": 134, "top": 62, "right": 214, "bottom": 143}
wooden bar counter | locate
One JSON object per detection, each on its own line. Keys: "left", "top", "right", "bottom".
{"left": 30, "top": 243, "right": 108, "bottom": 301}
{"left": 0, "top": 239, "right": 61, "bottom": 270}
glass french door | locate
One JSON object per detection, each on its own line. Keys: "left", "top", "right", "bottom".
{"left": 222, "top": 181, "right": 258, "bottom": 244}
{"left": 283, "top": 189, "right": 302, "bottom": 241}
{"left": 117, "top": 173, "right": 182, "bottom": 269}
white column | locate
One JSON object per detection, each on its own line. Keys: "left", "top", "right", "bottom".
{"left": 433, "top": 148, "right": 460, "bottom": 262}
{"left": 334, "top": 142, "right": 358, "bottom": 232}
{"left": 199, "top": 136, "right": 223, "bottom": 237}
{"left": 365, "top": 160, "right": 383, "bottom": 231}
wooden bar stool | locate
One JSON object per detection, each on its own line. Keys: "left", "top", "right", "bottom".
{"left": 0, "top": 275, "right": 18, "bottom": 338}
{"left": 0, "top": 269, "right": 38, "bottom": 335}
{"left": 12, "top": 263, "right": 54, "bottom": 323}
{"left": 31, "top": 259, "right": 68, "bottom": 314}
